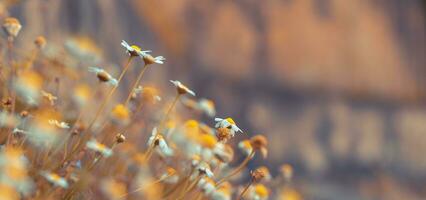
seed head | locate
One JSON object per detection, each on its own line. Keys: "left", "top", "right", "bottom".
{"left": 251, "top": 168, "right": 266, "bottom": 182}
{"left": 250, "top": 135, "right": 268, "bottom": 158}
{"left": 115, "top": 133, "right": 126, "bottom": 144}
{"left": 34, "top": 36, "right": 47, "bottom": 49}
{"left": 2, "top": 17, "right": 21, "bottom": 38}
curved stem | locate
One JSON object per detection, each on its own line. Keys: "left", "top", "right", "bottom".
{"left": 176, "top": 175, "right": 203, "bottom": 200}
{"left": 124, "top": 64, "right": 148, "bottom": 106}
{"left": 54, "top": 57, "right": 133, "bottom": 170}
{"left": 158, "top": 94, "right": 180, "bottom": 132}
{"left": 237, "top": 180, "right": 253, "bottom": 200}
{"left": 118, "top": 175, "right": 169, "bottom": 199}
{"left": 216, "top": 150, "right": 255, "bottom": 186}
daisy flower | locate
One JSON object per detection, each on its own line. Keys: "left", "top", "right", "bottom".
{"left": 48, "top": 119, "right": 70, "bottom": 129}
{"left": 88, "top": 67, "right": 118, "bottom": 86}
{"left": 41, "top": 90, "right": 57, "bottom": 106}
{"left": 246, "top": 184, "right": 269, "bottom": 200}
{"left": 198, "top": 98, "right": 216, "bottom": 117}
{"left": 86, "top": 139, "right": 113, "bottom": 157}
{"left": 170, "top": 80, "right": 195, "bottom": 96}
{"left": 148, "top": 128, "right": 173, "bottom": 156}
{"left": 214, "top": 117, "right": 242, "bottom": 135}
{"left": 238, "top": 140, "right": 253, "bottom": 156}
{"left": 141, "top": 53, "right": 166, "bottom": 65}
{"left": 195, "top": 161, "right": 214, "bottom": 178}
{"left": 2, "top": 17, "right": 22, "bottom": 38}
{"left": 197, "top": 177, "right": 216, "bottom": 195}
{"left": 40, "top": 171, "right": 68, "bottom": 188}
{"left": 121, "top": 40, "right": 151, "bottom": 57}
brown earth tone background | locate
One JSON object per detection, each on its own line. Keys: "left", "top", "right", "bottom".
{"left": 5, "top": 0, "right": 426, "bottom": 199}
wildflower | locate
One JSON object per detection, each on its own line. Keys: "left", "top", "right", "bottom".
{"left": 148, "top": 128, "right": 173, "bottom": 156}
{"left": 115, "top": 133, "right": 126, "bottom": 144}
{"left": 170, "top": 80, "right": 196, "bottom": 96}
{"left": 0, "top": 184, "right": 19, "bottom": 200}
{"left": 238, "top": 140, "right": 253, "bottom": 156}
{"left": 161, "top": 167, "right": 179, "bottom": 184}
{"left": 12, "top": 128, "right": 28, "bottom": 135}
{"left": 197, "top": 177, "right": 216, "bottom": 195}
{"left": 41, "top": 90, "right": 57, "bottom": 106}
{"left": 121, "top": 40, "right": 151, "bottom": 57}
{"left": 246, "top": 184, "right": 269, "bottom": 200}
{"left": 48, "top": 119, "right": 70, "bottom": 129}
{"left": 255, "top": 166, "right": 271, "bottom": 181}
{"left": 216, "top": 127, "right": 233, "bottom": 142}
{"left": 198, "top": 98, "right": 216, "bottom": 117}
{"left": 213, "top": 143, "right": 234, "bottom": 163}
{"left": 40, "top": 171, "right": 68, "bottom": 188}
{"left": 2, "top": 17, "right": 21, "bottom": 38}
{"left": 215, "top": 117, "right": 242, "bottom": 136}
{"left": 132, "top": 86, "right": 161, "bottom": 103}
{"left": 278, "top": 188, "right": 302, "bottom": 200}
{"left": 250, "top": 168, "right": 266, "bottom": 183}
{"left": 20, "top": 111, "right": 29, "bottom": 118}
{"left": 195, "top": 161, "right": 214, "bottom": 178}
{"left": 111, "top": 104, "right": 130, "bottom": 123}
{"left": 211, "top": 182, "right": 232, "bottom": 200}
{"left": 280, "top": 164, "right": 293, "bottom": 181}
{"left": 142, "top": 53, "right": 165, "bottom": 65}
{"left": 100, "top": 178, "right": 127, "bottom": 200}
{"left": 88, "top": 67, "right": 118, "bottom": 86}
{"left": 0, "top": 147, "right": 33, "bottom": 196}
{"left": 182, "top": 98, "right": 216, "bottom": 117}
{"left": 86, "top": 139, "right": 113, "bottom": 157}
{"left": 14, "top": 70, "right": 43, "bottom": 105}
{"left": 250, "top": 135, "right": 268, "bottom": 158}
{"left": 34, "top": 36, "right": 47, "bottom": 49}
{"left": 73, "top": 84, "right": 91, "bottom": 107}
{"left": 27, "top": 112, "right": 60, "bottom": 145}
{"left": 0, "top": 112, "right": 19, "bottom": 128}
{"left": 198, "top": 134, "right": 218, "bottom": 149}
{"left": 65, "top": 36, "right": 102, "bottom": 63}
{"left": 1, "top": 97, "right": 12, "bottom": 108}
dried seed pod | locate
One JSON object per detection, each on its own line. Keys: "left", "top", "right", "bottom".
{"left": 2, "top": 17, "right": 21, "bottom": 38}
{"left": 34, "top": 36, "right": 47, "bottom": 49}
{"left": 115, "top": 133, "right": 126, "bottom": 144}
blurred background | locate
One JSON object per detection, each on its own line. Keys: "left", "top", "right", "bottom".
{"left": 3, "top": 0, "right": 426, "bottom": 199}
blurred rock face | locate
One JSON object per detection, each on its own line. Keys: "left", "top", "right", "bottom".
{"left": 7, "top": 0, "right": 426, "bottom": 199}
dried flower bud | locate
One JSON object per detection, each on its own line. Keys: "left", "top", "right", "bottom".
{"left": 1, "top": 97, "right": 12, "bottom": 107}
{"left": 216, "top": 127, "right": 232, "bottom": 142}
{"left": 280, "top": 164, "right": 293, "bottom": 181}
{"left": 34, "top": 36, "right": 47, "bottom": 49}
{"left": 2, "top": 17, "right": 21, "bottom": 38}
{"left": 97, "top": 71, "right": 111, "bottom": 82}
{"left": 115, "top": 133, "right": 126, "bottom": 143}
{"left": 20, "top": 110, "right": 29, "bottom": 118}
{"left": 143, "top": 54, "right": 157, "bottom": 65}
{"left": 250, "top": 135, "right": 268, "bottom": 158}
{"left": 251, "top": 168, "right": 266, "bottom": 182}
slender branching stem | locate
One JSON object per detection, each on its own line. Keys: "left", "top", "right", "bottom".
{"left": 124, "top": 64, "right": 148, "bottom": 106}
{"left": 216, "top": 150, "right": 255, "bottom": 186}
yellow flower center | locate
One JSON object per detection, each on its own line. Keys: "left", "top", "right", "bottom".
{"left": 130, "top": 45, "right": 141, "bottom": 52}
{"left": 241, "top": 140, "right": 252, "bottom": 150}
{"left": 225, "top": 118, "right": 235, "bottom": 125}
{"left": 254, "top": 184, "right": 269, "bottom": 198}
{"left": 185, "top": 120, "right": 199, "bottom": 128}
{"left": 74, "top": 84, "right": 91, "bottom": 104}
{"left": 167, "top": 167, "right": 176, "bottom": 175}
{"left": 198, "top": 134, "right": 217, "bottom": 149}
{"left": 112, "top": 104, "right": 129, "bottom": 121}
{"left": 50, "top": 173, "right": 61, "bottom": 181}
